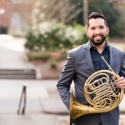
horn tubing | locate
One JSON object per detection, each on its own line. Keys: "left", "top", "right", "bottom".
{"left": 101, "top": 56, "right": 114, "bottom": 72}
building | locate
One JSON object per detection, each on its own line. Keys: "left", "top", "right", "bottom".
{"left": 0, "top": 0, "right": 36, "bottom": 34}
{"left": 0, "top": 0, "right": 12, "bottom": 32}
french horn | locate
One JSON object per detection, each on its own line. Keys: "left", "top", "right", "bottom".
{"left": 70, "top": 56, "right": 124, "bottom": 125}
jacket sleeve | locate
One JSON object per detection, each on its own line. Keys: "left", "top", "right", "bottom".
{"left": 56, "top": 51, "right": 75, "bottom": 110}
{"left": 119, "top": 53, "right": 125, "bottom": 76}
{"left": 119, "top": 52, "right": 125, "bottom": 93}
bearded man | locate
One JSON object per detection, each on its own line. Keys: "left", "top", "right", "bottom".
{"left": 57, "top": 12, "right": 125, "bottom": 125}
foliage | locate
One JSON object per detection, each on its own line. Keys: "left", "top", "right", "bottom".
{"left": 31, "top": 0, "right": 82, "bottom": 25}
{"left": 28, "top": 51, "right": 50, "bottom": 61}
{"left": 49, "top": 58, "right": 57, "bottom": 68}
{"left": 25, "top": 21, "right": 88, "bottom": 54}
{"left": 88, "top": 0, "right": 124, "bottom": 37}
{"left": 71, "top": 0, "right": 124, "bottom": 38}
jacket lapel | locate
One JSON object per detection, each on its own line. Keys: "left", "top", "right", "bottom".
{"left": 83, "top": 42, "right": 116, "bottom": 73}
{"left": 109, "top": 45, "right": 116, "bottom": 72}
{"left": 83, "top": 42, "right": 95, "bottom": 73}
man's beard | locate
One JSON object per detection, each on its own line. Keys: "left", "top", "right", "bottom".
{"left": 90, "top": 34, "right": 106, "bottom": 46}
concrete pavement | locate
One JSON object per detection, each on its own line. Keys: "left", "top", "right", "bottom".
{"left": 0, "top": 115, "right": 57, "bottom": 125}
{"left": 0, "top": 79, "right": 61, "bottom": 115}
{"left": 0, "top": 35, "right": 34, "bottom": 69}
{"left": 0, "top": 35, "right": 69, "bottom": 124}
{"left": 0, "top": 78, "right": 124, "bottom": 125}
{"left": 0, "top": 78, "right": 69, "bottom": 124}
{"left": 0, "top": 35, "right": 36, "bottom": 79}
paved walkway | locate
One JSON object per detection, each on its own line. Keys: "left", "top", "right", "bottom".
{"left": 0, "top": 35, "right": 34, "bottom": 69}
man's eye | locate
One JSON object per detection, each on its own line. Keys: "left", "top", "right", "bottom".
{"left": 91, "top": 27, "right": 95, "bottom": 30}
{"left": 100, "top": 26, "right": 104, "bottom": 29}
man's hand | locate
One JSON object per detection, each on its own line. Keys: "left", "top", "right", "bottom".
{"left": 113, "top": 76, "right": 125, "bottom": 88}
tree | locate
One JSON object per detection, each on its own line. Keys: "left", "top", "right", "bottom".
{"left": 89, "top": 0, "right": 124, "bottom": 37}
{"left": 71, "top": 0, "right": 124, "bottom": 38}
{"left": 31, "top": 0, "right": 82, "bottom": 25}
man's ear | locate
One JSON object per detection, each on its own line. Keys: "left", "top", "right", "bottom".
{"left": 86, "top": 30, "right": 88, "bottom": 37}
{"left": 106, "top": 27, "right": 109, "bottom": 35}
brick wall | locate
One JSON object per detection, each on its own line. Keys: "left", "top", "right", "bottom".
{"left": 0, "top": 0, "right": 12, "bottom": 27}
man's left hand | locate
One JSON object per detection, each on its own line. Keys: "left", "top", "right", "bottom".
{"left": 116, "top": 76, "right": 125, "bottom": 88}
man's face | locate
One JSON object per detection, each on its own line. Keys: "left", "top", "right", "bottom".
{"left": 86, "top": 18, "right": 109, "bottom": 46}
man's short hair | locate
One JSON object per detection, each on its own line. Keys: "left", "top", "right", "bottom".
{"left": 86, "top": 12, "right": 108, "bottom": 28}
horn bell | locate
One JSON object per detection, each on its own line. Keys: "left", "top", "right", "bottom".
{"left": 70, "top": 93, "right": 89, "bottom": 125}
{"left": 69, "top": 89, "right": 123, "bottom": 125}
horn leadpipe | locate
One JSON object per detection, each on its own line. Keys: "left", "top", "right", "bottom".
{"left": 101, "top": 56, "right": 119, "bottom": 86}
{"left": 101, "top": 56, "right": 115, "bottom": 73}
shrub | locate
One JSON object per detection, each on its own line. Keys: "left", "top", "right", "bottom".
{"left": 25, "top": 21, "right": 88, "bottom": 54}
{"left": 28, "top": 51, "right": 50, "bottom": 61}
{"left": 49, "top": 58, "right": 57, "bottom": 68}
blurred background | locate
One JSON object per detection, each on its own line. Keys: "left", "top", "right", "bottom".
{"left": 0, "top": 0, "right": 125, "bottom": 125}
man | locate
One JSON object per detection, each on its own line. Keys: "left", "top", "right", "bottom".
{"left": 56, "top": 12, "right": 125, "bottom": 125}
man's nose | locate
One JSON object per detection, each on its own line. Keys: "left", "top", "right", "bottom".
{"left": 95, "top": 29, "right": 101, "bottom": 34}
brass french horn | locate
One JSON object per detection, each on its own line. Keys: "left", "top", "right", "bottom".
{"left": 70, "top": 56, "right": 124, "bottom": 125}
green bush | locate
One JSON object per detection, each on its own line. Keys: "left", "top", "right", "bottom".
{"left": 49, "top": 58, "right": 57, "bottom": 68}
{"left": 60, "top": 49, "right": 68, "bottom": 59}
{"left": 28, "top": 51, "right": 50, "bottom": 61}
{"left": 25, "top": 22, "right": 88, "bottom": 54}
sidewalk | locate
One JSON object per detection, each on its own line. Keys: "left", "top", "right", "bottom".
{"left": 0, "top": 79, "right": 124, "bottom": 125}
{"left": 0, "top": 35, "right": 34, "bottom": 69}
{"left": 0, "top": 78, "right": 69, "bottom": 125}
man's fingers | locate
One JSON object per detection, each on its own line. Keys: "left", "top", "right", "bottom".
{"left": 112, "top": 75, "right": 118, "bottom": 80}
{"left": 116, "top": 76, "right": 125, "bottom": 88}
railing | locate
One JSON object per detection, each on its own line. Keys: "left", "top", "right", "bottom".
{"left": 17, "top": 83, "right": 27, "bottom": 115}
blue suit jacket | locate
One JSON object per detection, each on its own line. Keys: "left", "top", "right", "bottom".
{"left": 57, "top": 41, "right": 125, "bottom": 125}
